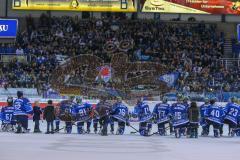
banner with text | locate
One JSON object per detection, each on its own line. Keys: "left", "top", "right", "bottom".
{"left": 141, "top": 0, "right": 240, "bottom": 14}
{"left": 0, "top": 19, "right": 18, "bottom": 38}
{"left": 12, "top": 0, "right": 137, "bottom": 12}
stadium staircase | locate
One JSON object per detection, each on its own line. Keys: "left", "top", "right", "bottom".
{"left": 224, "top": 38, "right": 233, "bottom": 58}
{"left": 223, "top": 38, "right": 235, "bottom": 69}
{"left": 217, "top": 23, "right": 237, "bottom": 69}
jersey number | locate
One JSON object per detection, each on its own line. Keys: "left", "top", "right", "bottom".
{"left": 229, "top": 108, "right": 238, "bottom": 117}
{"left": 5, "top": 114, "right": 13, "bottom": 121}
{"left": 159, "top": 111, "right": 165, "bottom": 118}
{"left": 119, "top": 109, "right": 126, "bottom": 116}
{"left": 211, "top": 110, "right": 220, "bottom": 118}
{"left": 174, "top": 112, "right": 181, "bottom": 120}
{"left": 144, "top": 107, "right": 150, "bottom": 114}
{"left": 14, "top": 102, "right": 21, "bottom": 109}
{"left": 78, "top": 109, "right": 87, "bottom": 117}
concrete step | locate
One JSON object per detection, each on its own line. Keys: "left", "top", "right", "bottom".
{"left": 224, "top": 37, "right": 233, "bottom": 58}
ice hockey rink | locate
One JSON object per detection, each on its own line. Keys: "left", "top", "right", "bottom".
{"left": 0, "top": 121, "right": 239, "bottom": 160}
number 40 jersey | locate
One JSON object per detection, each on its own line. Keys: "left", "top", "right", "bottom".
{"left": 205, "top": 105, "right": 225, "bottom": 124}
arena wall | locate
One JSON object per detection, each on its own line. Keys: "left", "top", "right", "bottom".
{"left": 0, "top": 99, "right": 227, "bottom": 110}
{"left": 0, "top": 0, "right": 6, "bottom": 17}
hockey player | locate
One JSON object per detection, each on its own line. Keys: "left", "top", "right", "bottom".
{"left": 92, "top": 102, "right": 100, "bottom": 134}
{"left": 59, "top": 107, "right": 75, "bottom": 134}
{"left": 205, "top": 98, "right": 225, "bottom": 137}
{"left": 183, "top": 97, "right": 190, "bottom": 109}
{"left": 171, "top": 96, "right": 189, "bottom": 138}
{"left": 187, "top": 101, "right": 199, "bottom": 138}
{"left": 94, "top": 97, "right": 112, "bottom": 136}
{"left": 182, "top": 97, "right": 190, "bottom": 136}
{"left": 237, "top": 98, "right": 240, "bottom": 136}
{"left": 13, "top": 91, "right": 33, "bottom": 133}
{"left": 93, "top": 117, "right": 100, "bottom": 134}
{"left": 200, "top": 98, "right": 210, "bottom": 136}
{"left": 133, "top": 99, "right": 153, "bottom": 136}
{"left": 73, "top": 97, "right": 92, "bottom": 134}
{"left": 55, "top": 96, "right": 75, "bottom": 132}
{"left": 223, "top": 97, "right": 240, "bottom": 136}
{"left": 1, "top": 97, "right": 16, "bottom": 132}
{"left": 152, "top": 97, "right": 171, "bottom": 136}
{"left": 111, "top": 97, "right": 130, "bottom": 135}
{"left": 109, "top": 115, "right": 115, "bottom": 134}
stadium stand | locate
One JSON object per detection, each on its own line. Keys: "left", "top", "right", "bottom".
{"left": 0, "top": 16, "right": 239, "bottom": 99}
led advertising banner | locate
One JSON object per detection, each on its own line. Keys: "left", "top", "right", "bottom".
{"left": 12, "top": 0, "right": 137, "bottom": 12}
{"left": 141, "top": 0, "right": 240, "bottom": 14}
{"left": 0, "top": 19, "right": 18, "bottom": 38}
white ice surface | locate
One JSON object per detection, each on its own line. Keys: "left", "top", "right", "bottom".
{"left": 0, "top": 121, "right": 239, "bottom": 160}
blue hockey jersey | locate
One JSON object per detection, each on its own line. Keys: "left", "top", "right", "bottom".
{"left": 13, "top": 98, "right": 33, "bottom": 115}
{"left": 224, "top": 102, "right": 240, "bottom": 125}
{"left": 111, "top": 102, "right": 129, "bottom": 122}
{"left": 59, "top": 100, "right": 75, "bottom": 115}
{"left": 171, "top": 103, "right": 189, "bottom": 127}
{"left": 205, "top": 104, "right": 225, "bottom": 124}
{"left": 200, "top": 103, "right": 209, "bottom": 126}
{"left": 1, "top": 105, "right": 15, "bottom": 123}
{"left": 133, "top": 101, "right": 153, "bottom": 122}
{"left": 73, "top": 103, "right": 92, "bottom": 122}
{"left": 183, "top": 102, "right": 190, "bottom": 110}
{"left": 200, "top": 104, "right": 209, "bottom": 118}
{"left": 153, "top": 103, "right": 171, "bottom": 124}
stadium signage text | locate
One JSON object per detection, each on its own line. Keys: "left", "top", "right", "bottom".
{"left": 0, "top": 19, "right": 18, "bottom": 38}
{"left": 0, "top": 25, "right": 9, "bottom": 32}
{"left": 141, "top": 0, "right": 240, "bottom": 14}
{"left": 12, "top": 0, "right": 137, "bottom": 12}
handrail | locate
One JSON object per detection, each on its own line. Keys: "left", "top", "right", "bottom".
{"left": 218, "top": 58, "right": 240, "bottom": 69}
{"left": 219, "top": 58, "right": 240, "bottom": 60}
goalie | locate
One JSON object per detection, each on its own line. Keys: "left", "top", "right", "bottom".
{"left": 1, "top": 97, "right": 16, "bottom": 132}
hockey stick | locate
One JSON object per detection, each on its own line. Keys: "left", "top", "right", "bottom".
{"left": 145, "top": 131, "right": 159, "bottom": 137}
{"left": 53, "top": 126, "right": 65, "bottom": 133}
{"left": 130, "top": 125, "right": 170, "bottom": 135}
{"left": 129, "top": 124, "right": 139, "bottom": 133}
{"left": 130, "top": 131, "right": 138, "bottom": 134}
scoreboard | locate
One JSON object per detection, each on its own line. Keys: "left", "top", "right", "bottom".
{"left": 12, "top": 0, "right": 137, "bottom": 12}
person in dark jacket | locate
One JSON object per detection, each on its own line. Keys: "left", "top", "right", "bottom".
{"left": 188, "top": 101, "right": 199, "bottom": 138}
{"left": 33, "top": 101, "right": 42, "bottom": 133}
{"left": 43, "top": 100, "right": 55, "bottom": 134}
{"left": 94, "top": 97, "right": 112, "bottom": 136}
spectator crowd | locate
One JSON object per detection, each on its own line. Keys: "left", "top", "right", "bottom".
{"left": 0, "top": 15, "right": 239, "bottom": 95}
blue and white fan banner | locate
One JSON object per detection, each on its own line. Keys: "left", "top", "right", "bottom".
{"left": 159, "top": 72, "right": 179, "bottom": 87}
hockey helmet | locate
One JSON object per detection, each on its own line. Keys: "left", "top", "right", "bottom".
{"left": 7, "top": 96, "right": 13, "bottom": 105}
